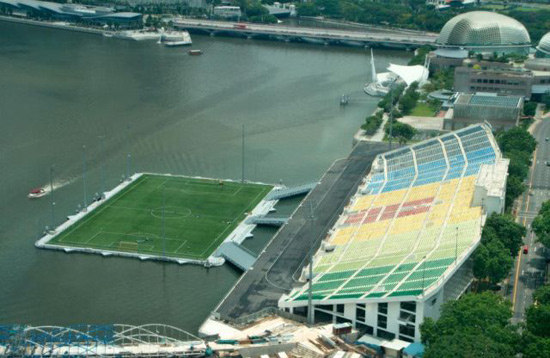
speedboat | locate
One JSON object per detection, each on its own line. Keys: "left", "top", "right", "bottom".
{"left": 188, "top": 49, "right": 203, "bottom": 55}
{"left": 28, "top": 188, "right": 47, "bottom": 199}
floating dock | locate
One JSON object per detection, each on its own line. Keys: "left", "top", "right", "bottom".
{"left": 35, "top": 173, "right": 280, "bottom": 268}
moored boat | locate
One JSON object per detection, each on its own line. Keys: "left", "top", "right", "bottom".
{"left": 113, "top": 30, "right": 161, "bottom": 41}
{"left": 159, "top": 31, "right": 192, "bottom": 47}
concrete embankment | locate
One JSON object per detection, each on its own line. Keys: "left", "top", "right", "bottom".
{"left": 0, "top": 15, "right": 105, "bottom": 35}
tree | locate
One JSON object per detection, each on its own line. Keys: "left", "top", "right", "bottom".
{"left": 522, "top": 333, "right": 550, "bottom": 358}
{"left": 532, "top": 200, "right": 550, "bottom": 249}
{"left": 505, "top": 149, "right": 531, "bottom": 179}
{"left": 497, "top": 126, "right": 537, "bottom": 155}
{"left": 473, "top": 238, "right": 512, "bottom": 285}
{"left": 523, "top": 101, "right": 537, "bottom": 117}
{"left": 505, "top": 175, "right": 526, "bottom": 210}
{"left": 421, "top": 292, "right": 519, "bottom": 358}
{"left": 483, "top": 213, "right": 526, "bottom": 257}
{"left": 386, "top": 120, "right": 416, "bottom": 141}
{"left": 526, "top": 304, "right": 550, "bottom": 338}
{"left": 296, "top": 2, "right": 319, "bottom": 16}
{"left": 533, "top": 284, "right": 550, "bottom": 305}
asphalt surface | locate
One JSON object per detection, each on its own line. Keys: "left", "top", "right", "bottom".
{"left": 510, "top": 111, "right": 550, "bottom": 323}
{"left": 173, "top": 19, "right": 438, "bottom": 46}
{"left": 215, "top": 141, "right": 390, "bottom": 320}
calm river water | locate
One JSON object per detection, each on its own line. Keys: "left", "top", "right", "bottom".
{"left": 0, "top": 21, "right": 410, "bottom": 332}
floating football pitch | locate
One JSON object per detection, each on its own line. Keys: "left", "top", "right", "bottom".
{"left": 48, "top": 174, "right": 273, "bottom": 260}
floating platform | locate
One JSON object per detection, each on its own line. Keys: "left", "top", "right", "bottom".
{"left": 35, "top": 173, "right": 280, "bottom": 267}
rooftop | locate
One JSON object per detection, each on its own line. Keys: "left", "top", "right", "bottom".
{"left": 476, "top": 160, "right": 509, "bottom": 199}
{"left": 281, "top": 124, "right": 503, "bottom": 304}
{"left": 456, "top": 93, "right": 523, "bottom": 108}
{"left": 437, "top": 11, "right": 531, "bottom": 50}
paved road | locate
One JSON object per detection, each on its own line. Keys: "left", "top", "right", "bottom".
{"left": 215, "top": 141, "right": 389, "bottom": 320}
{"left": 173, "top": 19, "right": 438, "bottom": 46}
{"left": 511, "top": 110, "right": 550, "bottom": 323}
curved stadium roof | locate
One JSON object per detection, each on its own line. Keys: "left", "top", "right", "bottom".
{"left": 436, "top": 11, "right": 530, "bottom": 49}
{"left": 537, "top": 33, "right": 550, "bottom": 58}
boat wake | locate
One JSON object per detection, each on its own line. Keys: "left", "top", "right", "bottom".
{"left": 41, "top": 176, "right": 78, "bottom": 194}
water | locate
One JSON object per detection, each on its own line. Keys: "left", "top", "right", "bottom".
{"left": 0, "top": 21, "right": 410, "bottom": 331}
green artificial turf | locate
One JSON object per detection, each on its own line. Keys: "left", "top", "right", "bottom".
{"left": 49, "top": 174, "right": 272, "bottom": 260}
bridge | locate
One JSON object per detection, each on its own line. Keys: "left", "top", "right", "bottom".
{"left": 246, "top": 215, "right": 289, "bottom": 227}
{"left": 0, "top": 324, "right": 206, "bottom": 357}
{"left": 215, "top": 242, "right": 257, "bottom": 271}
{"left": 266, "top": 182, "right": 318, "bottom": 200}
{"left": 173, "top": 19, "right": 438, "bottom": 49}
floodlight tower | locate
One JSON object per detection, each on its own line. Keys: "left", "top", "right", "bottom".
{"left": 307, "top": 200, "right": 315, "bottom": 325}
{"left": 49, "top": 165, "right": 55, "bottom": 232}
{"left": 99, "top": 135, "right": 106, "bottom": 199}
{"left": 241, "top": 124, "right": 245, "bottom": 183}
{"left": 162, "top": 186, "right": 166, "bottom": 259}
{"left": 82, "top": 145, "right": 88, "bottom": 211}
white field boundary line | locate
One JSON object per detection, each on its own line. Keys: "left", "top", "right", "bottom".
{"left": 164, "top": 185, "right": 241, "bottom": 196}
{"left": 201, "top": 185, "right": 276, "bottom": 257}
{"left": 35, "top": 173, "right": 144, "bottom": 247}
{"left": 175, "top": 240, "right": 189, "bottom": 254}
{"left": 36, "top": 173, "right": 281, "bottom": 267}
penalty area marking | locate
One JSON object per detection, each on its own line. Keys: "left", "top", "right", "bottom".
{"left": 150, "top": 207, "right": 192, "bottom": 219}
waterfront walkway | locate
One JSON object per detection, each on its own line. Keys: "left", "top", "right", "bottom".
{"left": 173, "top": 19, "right": 437, "bottom": 49}
{"left": 214, "top": 141, "right": 389, "bottom": 320}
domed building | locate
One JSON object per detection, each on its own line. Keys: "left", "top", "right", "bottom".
{"left": 536, "top": 33, "right": 550, "bottom": 58}
{"left": 436, "top": 11, "right": 531, "bottom": 56}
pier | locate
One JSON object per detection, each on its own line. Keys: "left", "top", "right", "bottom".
{"left": 246, "top": 215, "right": 288, "bottom": 227}
{"left": 173, "top": 18, "right": 438, "bottom": 49}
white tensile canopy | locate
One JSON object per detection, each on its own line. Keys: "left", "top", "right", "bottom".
{"left": 387, "top": 64, "right": 429, "bottom": 86}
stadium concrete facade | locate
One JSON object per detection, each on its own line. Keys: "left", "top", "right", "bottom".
{"left": 279, "top": 123, "right": 508, "bottom": 343}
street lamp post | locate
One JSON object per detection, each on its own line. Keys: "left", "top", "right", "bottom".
{"left": 49, "top": 165, "right": 55, "bottom": 232}
{"left": 99, "top": 135, "right": 106, "bottom": 199}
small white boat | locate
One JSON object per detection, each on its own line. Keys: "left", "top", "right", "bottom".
{"left": 159, "top": 31, "right": 192, "bottom": 47}
{"left": 188, "top": 49, "right": 203, "bottom": 55}
{"left": 28, "top": 188, "right": 47, "bottom": 199}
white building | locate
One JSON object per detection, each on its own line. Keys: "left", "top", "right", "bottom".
{"left": 279, "top": 123, "right": 508, "bottom": 343}
{"left": 213, "top": 6, "right": 241, "bottom": 19}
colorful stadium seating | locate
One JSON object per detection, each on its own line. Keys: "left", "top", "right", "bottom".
{"left": 285, "top": 124, "right": 498, "bottom": 303}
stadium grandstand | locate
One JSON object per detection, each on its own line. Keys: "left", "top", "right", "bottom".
{"left": 279, "top": 123, "right": 509, "bottom": 343}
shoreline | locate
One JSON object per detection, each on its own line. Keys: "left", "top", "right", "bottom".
{"left": 0, "top": 14, "right": 106, "bottom": 35}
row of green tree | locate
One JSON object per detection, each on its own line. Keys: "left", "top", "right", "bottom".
{"left": 421, "top": 292, "right": 519, "bottom": 357}
{"left": 361, "top": 111, "right": 383, "bottom": 136}
{"left": 421, "top": 284, "right": 550, "bottom": 357}
{"left": 295, "top": 0, "right": 549, "bottom": 42}
{"left": 473, "top": 213, "right": 525, "bottom": 287}
{"left": 523, "top": 284, "right": 550, "bottom": 358}
{"left": 497, "top": 126, "right": 537, "bottom": 210}
{"left": 364, "top": 82, "right": 418, "bottom": 142}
